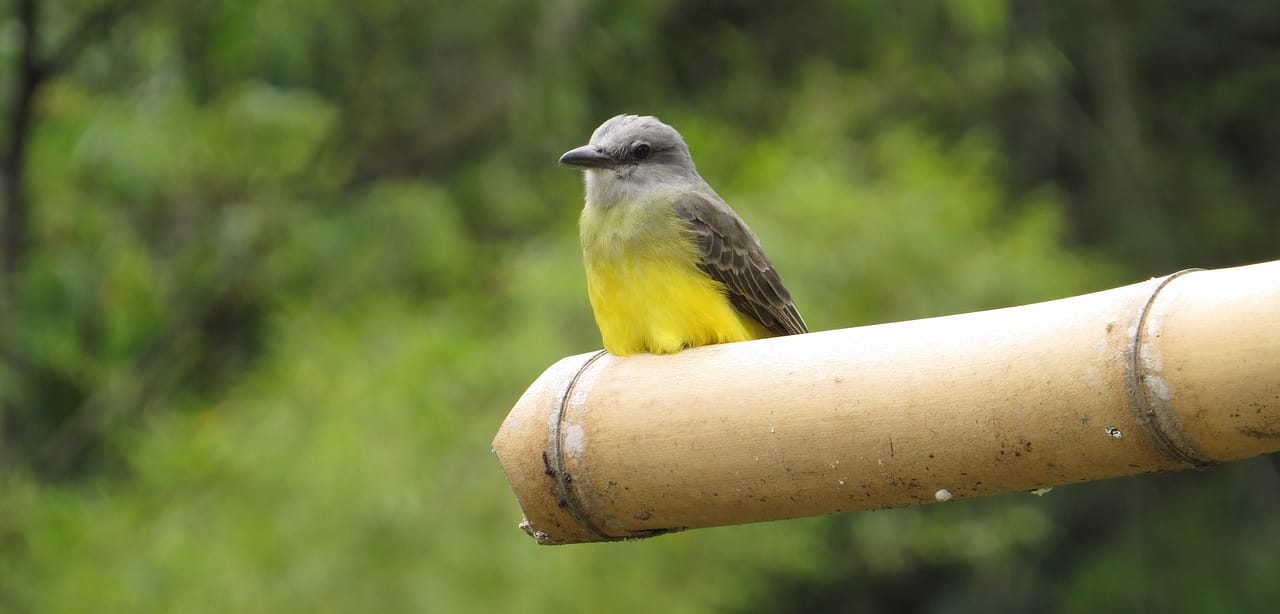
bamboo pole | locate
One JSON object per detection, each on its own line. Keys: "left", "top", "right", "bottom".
{"left": 492, "top": 260, "right": 1280, "bottom": 545}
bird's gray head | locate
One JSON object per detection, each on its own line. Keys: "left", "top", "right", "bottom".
{"left": 559, "top": 114, "right": 702, "bottom": 206}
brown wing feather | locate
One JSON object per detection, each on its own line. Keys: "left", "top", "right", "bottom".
{"left": 672, "top": 193, "right": 808, "bottom": 336}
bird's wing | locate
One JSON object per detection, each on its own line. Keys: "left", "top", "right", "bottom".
{"left": 672, "top": 192, "right": 808, "bottom": 336}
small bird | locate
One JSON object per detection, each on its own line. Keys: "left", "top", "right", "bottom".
{"left": 560, "top": 114, "right": 807, "bottom": 355}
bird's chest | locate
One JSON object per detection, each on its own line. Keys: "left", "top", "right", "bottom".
{"left": 578, "top": 199, "right": 746, "bottom": 354}
{"left": 579, "top": 199, "right": 691, "bottom": 262}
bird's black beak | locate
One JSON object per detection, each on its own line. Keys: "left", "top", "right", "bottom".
{"left": 559, "top": 145, "right": 614, "bottom": 169}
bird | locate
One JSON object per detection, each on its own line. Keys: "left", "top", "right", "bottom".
{"left": 559, "top": 114, "right": 807, "bottom": 356}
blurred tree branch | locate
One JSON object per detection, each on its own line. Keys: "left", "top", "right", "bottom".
{"left": 3, "top": 0, "right": 141, "bottom": 301}
{"left": 1, "top": 0, "right": 142, "bottom": 467}
{"left": 0, "top": 0, "right": 45, "bottom": 468}
{"left": 1, "top": 0, "right": 44, "bottom": 308}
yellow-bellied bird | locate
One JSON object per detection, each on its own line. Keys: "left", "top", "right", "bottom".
{"left": 560, "top": 114, "right": 807, "bottom": 355}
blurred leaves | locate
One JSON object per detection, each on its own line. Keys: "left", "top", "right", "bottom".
{"left": 1, "top": 1, "right": 1278, "bottom": 612}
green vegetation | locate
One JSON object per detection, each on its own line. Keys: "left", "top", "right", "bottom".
{"left": 2, "top": 1, "right": 1277, "bottom": 612}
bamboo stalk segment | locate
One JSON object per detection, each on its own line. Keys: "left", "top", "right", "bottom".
{"left": 493, "top": 260, "right": 1280, "bottom": 545}
{"left": 1135, "top": 263, "right": 1280, "bottom": 461}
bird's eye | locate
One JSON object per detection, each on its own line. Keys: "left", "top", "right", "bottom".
{"left": 632, "top": 142, "right": 651, "bottom": 160}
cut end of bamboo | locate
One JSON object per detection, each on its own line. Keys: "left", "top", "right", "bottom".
{"left": 492, "top": 351, "right": 608, "bottom": 545}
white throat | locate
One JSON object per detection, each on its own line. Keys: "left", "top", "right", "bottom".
{"left": 583, "top": 165, "right": 699, "bottom": 208}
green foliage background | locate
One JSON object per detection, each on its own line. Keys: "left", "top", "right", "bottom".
{"left": 1, "top": 1, "right": 1277, "bottom": 612}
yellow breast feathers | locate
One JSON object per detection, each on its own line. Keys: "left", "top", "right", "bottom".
{"left": 580, "top": 198, "right": 771, "bottom": 355}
